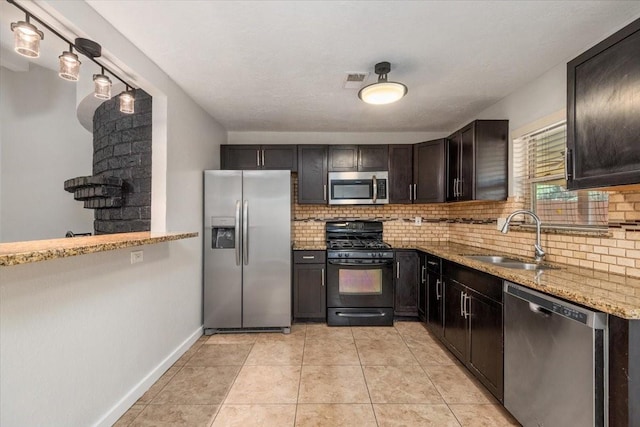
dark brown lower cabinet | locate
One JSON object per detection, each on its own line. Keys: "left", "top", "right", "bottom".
{"left": 441, "top": 261, "right": 503, "bottom": 402}
{"left": 425, "top": 255, "right": 444, "bottom": 338}
{"left": 394, "top": 250, "right": 419, "bottom": 317}
{"left": 293, "top": 251, "right": 326, "bottom": 321}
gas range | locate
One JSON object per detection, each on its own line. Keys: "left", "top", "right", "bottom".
{"left": 325, "top": 221, "right": 393, "bottom": 260}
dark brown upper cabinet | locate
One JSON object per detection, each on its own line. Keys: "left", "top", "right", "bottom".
{"left": 388, "top": 140, "right": 445, "bottom": 204}
{"left": 567, "top": 18, "right": 640, "bottom": 190}
{"left": 446, "top": 120, "right": 508, "bottom": 202}
{"left": 297, "top": 145, "right": 328, "bottom": 204}
{"left": 414, "top": 139, "right": 446, "bottom": 203}
{"left": 221, "top": 145, "right": 297, "bottom": 171}
{"left": 328, "top": 145, "right": 388, "bottom": 172}
{"left": 388, "top": 144, "right": 414, "bottom": 203}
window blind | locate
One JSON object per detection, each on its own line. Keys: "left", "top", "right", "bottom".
{"left": 513, "top": 122, "right": 608, "bottom": 227}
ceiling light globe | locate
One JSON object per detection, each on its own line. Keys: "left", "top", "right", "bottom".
{"left": 11, "top": 21, "right": 44, "bottom": 58}
{"left": 119, "top": 90, "right": 135, "bottom": 114}
{"left": 358, "top": 81, "right": 408, "bottom": 105}
{"left": 58, "top": 51, "right": 81, "bottom": 81}
{"left": 93, "top": 74, "right": 112, "bottom": 100}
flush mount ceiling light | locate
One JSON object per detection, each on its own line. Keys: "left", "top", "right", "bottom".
{"left": 358, "top": 61, "right": 408, "bottom": 105}
{"left": 10, "top": 14, "right": 44, "bottom": 58}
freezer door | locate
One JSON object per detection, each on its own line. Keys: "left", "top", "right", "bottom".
{"left": 241, "top": 170, "right": 291, "bottom": 328}
{"left": 203, "top": 170, "right": 243, "bottom": 329}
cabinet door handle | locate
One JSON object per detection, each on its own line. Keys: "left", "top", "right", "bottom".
{"left": 256, "top": 149, "right": 261, "bottom": 167}
{"left": 321, "top": 268, "right": 325, "bottom": 287}
{"left": 413, "top": 184, "right": 417, "bottom": 201}
{"left": 460, "top": 291, "right": 465, "bottom": 317}
{"left": 566, "top": 148, "right": 573, "bottom": 181}
{"left": 302, "top": 255, "right": 315, "bottom": 259}
{"left": 396, "top": 261, "right": 400, "bottom": 279}
{"left": 262, "top": 149, "right": 265, "bottom": 167}
{"left": 409, "top": 184, "right": 413, "bottom": 201}
{"left": 421, "top": 266, "right": 426, "bottom": 283}
{"left": 323, "top": 184, "right": 327, "bottom": 201}
{"left": 436, "top": 279, "right": 441, "bottom": 300}
{"left": 453, "top": 178, "right": 457, "bottom": 197}
{"left": 464, "top": 294, "right": 471, "bottom": 319}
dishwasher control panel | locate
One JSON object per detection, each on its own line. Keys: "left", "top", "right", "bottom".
{"left": 551, "top": 302, "right": 588, "bottom": 324}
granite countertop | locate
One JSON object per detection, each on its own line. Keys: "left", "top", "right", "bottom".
{"left": 0, "top": 231, "right": 198, "bottom": 267}
{"left": 398, "top": 241, "right": 640, "bottom": 320}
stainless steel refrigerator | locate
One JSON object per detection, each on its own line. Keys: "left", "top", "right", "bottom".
{"left": 203, "top": 170, "right": 291, "bottom": 334}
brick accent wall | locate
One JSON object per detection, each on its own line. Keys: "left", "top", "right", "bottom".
{"left": 91, "top": 90, "right": 152, "bottom": 234}
{"left": 292, "top": 174, "right": 640, "bottom": 278}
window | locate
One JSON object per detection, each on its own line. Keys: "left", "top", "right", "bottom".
{"left": 513, "top": 121, "right": 608, "bottom": 228}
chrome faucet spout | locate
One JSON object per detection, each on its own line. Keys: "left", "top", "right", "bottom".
{"left": 501, "top": 210, "right": 545, "bottom": 262}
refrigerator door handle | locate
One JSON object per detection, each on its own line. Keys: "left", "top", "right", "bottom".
{"left": 243, "top": 200, "right": 249, "bottom": 265}
{"left": 235, "top": 200, "right": 241, "bottom": 266}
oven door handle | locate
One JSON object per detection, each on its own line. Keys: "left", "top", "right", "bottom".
{"left": 336, "top": 312, "right": 388, "bottom": 318}
{"left": 327, "top": 260, "right": 393, "bottom": 266}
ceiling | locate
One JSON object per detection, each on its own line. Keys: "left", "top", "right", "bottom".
{"left": 81, "top": 1, "right": 640, "bottom": 133}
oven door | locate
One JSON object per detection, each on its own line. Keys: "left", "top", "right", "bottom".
{"left": 326, "top": 258, "right": 394, "bottom": 308}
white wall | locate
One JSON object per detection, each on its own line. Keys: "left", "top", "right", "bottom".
{"left": 0, "top": 64, "right": 94, "bottom": 242}
{"left": 228, "top": 131, "right": 448, "bottom": 145}
{"left": 0, "top": 1, "right": 226, "bottom": 426}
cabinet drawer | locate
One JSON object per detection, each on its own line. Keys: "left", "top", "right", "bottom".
{"left": 294, "top": 250, "right": 326, "bottom": 264}
{"left": 443, "top": 260, "right": 502, "bottom": 303}
{"left": 426, "top": 254, "right": 441, "bottom": 274}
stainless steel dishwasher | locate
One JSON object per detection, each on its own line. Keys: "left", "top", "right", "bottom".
{"left": 503, "top": 281, "right": 608, "bottom": 427}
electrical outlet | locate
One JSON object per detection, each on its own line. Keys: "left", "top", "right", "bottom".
{"left": 131, "top": 250, "right": 144, "bottom": 264}
{"left": 414, "top": 216, "right": 422, "bottom": 226}
{"left": 497, "top": 218, "right": 506, "bottom": 231}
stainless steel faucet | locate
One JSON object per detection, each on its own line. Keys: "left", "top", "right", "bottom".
{"left": 501, "top": 209, "right": 546, "bottom": 262}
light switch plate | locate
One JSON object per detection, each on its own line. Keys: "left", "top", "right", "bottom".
{"left": 131, "top": 250, "right": 144, "bottom": 264}
{"left": 414, "top": 216, "right": 422, "bottom": 226}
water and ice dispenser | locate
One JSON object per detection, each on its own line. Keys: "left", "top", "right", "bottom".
{"left": 210, "top": 217, "right": 236, "bottom": 249}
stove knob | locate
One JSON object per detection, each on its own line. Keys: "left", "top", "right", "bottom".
{"left": 345, "top": 253, "right": 350, "bottom": 258}
{"left": 338, "top": 253, "right": 343, "bottom": 258}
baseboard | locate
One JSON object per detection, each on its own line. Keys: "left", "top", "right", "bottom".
{"left": 94, "top": 326, "right": 203, "bottom": 427}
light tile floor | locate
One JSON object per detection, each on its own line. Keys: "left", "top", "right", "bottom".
{"left": 114, "top": 322, "right": 520, "bottom": 426}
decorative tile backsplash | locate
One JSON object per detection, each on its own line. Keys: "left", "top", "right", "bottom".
{"left": 292, "top": 175, "right": 640, "bottom": 278}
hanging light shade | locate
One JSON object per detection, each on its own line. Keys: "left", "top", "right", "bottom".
{"left": 358, "top": 61, "right": 407, "bottom": 105}
{"left": 93, "top": 70, "right": 112, "bottom": 100}
{"left": 10, "top": 16, "right": 44, "bottom": 58}
{"left": 119, "top": 88, "right": 135, "bottom": 114}
{"left": 59, "top": 48, "right": 81, "bottom": 81}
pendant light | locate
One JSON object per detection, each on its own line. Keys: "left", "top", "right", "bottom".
{"left": 59, "top": 45, "right": 81, "bottom": 81}
{"left": 358, "top": 61, "right": 408, "bottom": 105}
{"left": 119, "top": 86, "right": 135, "bottom": 114}
{"left": 93, "top": 68, "right": 112, "bottom": 100}
{"left": 10, "top": 14, "right": 44, "bottom": 58}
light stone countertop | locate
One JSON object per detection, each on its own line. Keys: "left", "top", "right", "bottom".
{"left": 0, "top": 231, "right": 198, "bottom": 267}
{"left": 390, "top": 241, "right": 640, "bottom": 320}
{"left": 292, "top": 242, "right": 326, "bottom": 250}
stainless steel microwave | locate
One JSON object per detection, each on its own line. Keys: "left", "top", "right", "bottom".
{"left": 328, "top": 171, "right": 389, "bottom": 205}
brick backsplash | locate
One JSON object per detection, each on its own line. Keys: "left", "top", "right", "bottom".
{"left": 292, "top": 175, "right": 640, "bottom": 278}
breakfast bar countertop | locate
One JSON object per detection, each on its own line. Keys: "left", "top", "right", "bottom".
{"left": 0, "top": 231, "right": 198, "bottom": 267}
{"left": 388, "top": 240, "right": 640, "bottom": 320}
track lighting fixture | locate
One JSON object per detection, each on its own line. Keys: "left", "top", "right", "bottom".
{"left": 10, "top": 14, "right": 44, "bottom": 58}
{"left": 358, "top": 61, "right": 408, "bottom": 105}
{"left": 7, "top": 0, "right": 138, "bottom": 113}
{"left": 93, "top": 68, "right": 112, "bottom": 100}
{"left": 119, "top": 87, "right": 135, "bottom": 114}
{"left": 58, "top": 45, "right": 81, "bottom": 81}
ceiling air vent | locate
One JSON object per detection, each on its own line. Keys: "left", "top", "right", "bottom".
{"left": 343, "top": 72, "right": 369, "bottom": 89}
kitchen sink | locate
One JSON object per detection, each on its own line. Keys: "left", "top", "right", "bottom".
{"left": 464, "top": 255, "right": 559, "bottom": 270}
